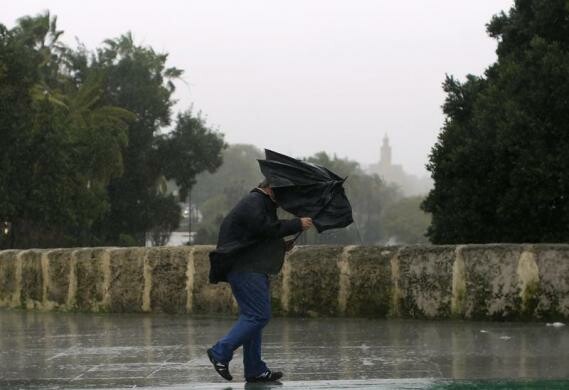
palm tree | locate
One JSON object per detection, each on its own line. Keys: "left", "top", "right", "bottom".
{"left": 64, "top": 72, "right": 135, "bottom": 187}
{"left": 13, "top": 13, "right": 135, "bottom": 189}
{"left": 15, "top": 12, "right": 67, "bottom": 98}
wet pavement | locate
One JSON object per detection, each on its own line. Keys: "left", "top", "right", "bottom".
{"left": 0, "top": 310, "right": 568, "bottom": 389}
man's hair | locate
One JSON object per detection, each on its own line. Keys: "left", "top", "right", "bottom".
{"left": 258, "top": 179, "right": 270, "bottom": 188}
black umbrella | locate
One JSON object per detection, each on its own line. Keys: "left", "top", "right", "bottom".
{"left": 257, "top": 149, "right": 354, "bottom": 237}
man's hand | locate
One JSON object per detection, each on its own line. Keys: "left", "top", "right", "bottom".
{"left": 300, "top": 217, "right": 313, "bottom": 231}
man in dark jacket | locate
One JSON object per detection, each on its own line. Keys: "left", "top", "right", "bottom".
{"left": 207, "top": 180, "right": 313, "bottom": 383}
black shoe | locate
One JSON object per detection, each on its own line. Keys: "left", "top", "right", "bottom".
{"left": 207, "top": 348, "right": 232, "bottom": 381}
{"left": 246, "top": 369, "right": 283, "bottom": 383}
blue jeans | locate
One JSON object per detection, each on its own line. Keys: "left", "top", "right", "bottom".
{"left": 210, "top": 272, "right": 271, "bottom": 378}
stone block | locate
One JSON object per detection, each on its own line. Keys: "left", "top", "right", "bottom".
{"left": 108, "top": 248, "right": 145, "bottom": 312}
{"left": 20, "top": 250, "right": 43, "bottom": 309}
{"left": 45, "top": 249, "right": 74, "bottom": 308}
{"left": 191, "top": 245, "right": 235, "bottom": 314}
{"left": 397, "top": 246, "right": 455, "bottom": 319}
{"left": 534, "top": 245, "right": 569, "bottom": 319}
{"left": 147, "top": 247, "right": 189, "bottom": 314}
{"left": 287, "top": 246, "right": 343, "bottom": 317}
{"left": 344, "top": 246, "right": 394, "bottom": 317}
{"left": 0, "top": 250, "right": 19, "bottom": 307}
{"left": 461, "top": 245, "right": 523, "bottom": 320}
{"left": 74, "top": 248, "right": 108, "bottom": 311}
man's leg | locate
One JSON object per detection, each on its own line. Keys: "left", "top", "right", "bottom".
{"left": 210, "top": 272, "right": 270, "bottom": 365}
{"left": 242, "top": 314, "right": 268, "bottom": 378}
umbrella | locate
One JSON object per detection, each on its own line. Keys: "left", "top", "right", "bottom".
{"left": 257, "top": 149, "right": 354, "bottom": 236}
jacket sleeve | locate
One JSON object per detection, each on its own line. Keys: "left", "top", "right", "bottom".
{"left": 237, "top": 196, "right": 303, "bottom": 239}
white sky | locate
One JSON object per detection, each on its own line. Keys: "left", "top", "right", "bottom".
{"left": 3, "top": 0, "right": 513, "bottom": 176}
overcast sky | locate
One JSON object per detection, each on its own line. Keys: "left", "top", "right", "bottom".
{"left": 4, "top": 0, "right": 513, "bottom": 176}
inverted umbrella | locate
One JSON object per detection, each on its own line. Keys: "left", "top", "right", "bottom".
{"left": 257, "top": 149, "right": 354, "bottom": 236}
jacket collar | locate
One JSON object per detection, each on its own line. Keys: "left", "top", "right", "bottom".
{"left": 252, "top": 187, "right": 277, "bottom": 206}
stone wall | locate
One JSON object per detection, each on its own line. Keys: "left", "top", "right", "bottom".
{"left": 0, "top": 245, "right": 568, "bottom": 320}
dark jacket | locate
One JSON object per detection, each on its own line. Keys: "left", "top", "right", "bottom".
{"left": 208, "top": 188, "right": 302, "bottom": 283}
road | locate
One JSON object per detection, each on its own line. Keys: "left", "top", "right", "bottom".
{"left": 1, "top": 310, "right": 568, "bottom": 389}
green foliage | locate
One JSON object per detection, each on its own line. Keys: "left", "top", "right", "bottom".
{"left": 84, "top": 28, "right": 224, "bottom": 246}
{"left": 299, "top": 153, "right": 401, "bottom": 245}
{"left": 382, "top": 196, "right": 430, "bottom": 244}
{"left": 192, "top": 144, "right": 264, "bottom": 244}
{"left": 192, "top": 144, "right": 264, "bottom": 205}
{"left": 0, "top": 13, "right": 114, "bottom": 248}
{"left": 147, "top": 194, "right": 182, "bottom": 246}
{"left": 194, "top": 194, "right": 229, "bottom": 244}
{"left": 192, "top": 147, "right": 414, "bottom": 245}
{"left": 91, "top": 32, "right": 182, "bottom": 244}
{"left": 0, "top": 23, "right": 39, "bottom": 221}
{"left": 157, "top": 110, "right": 226, "bottom": 201}
{"left": 423, "top": 0, "right": 569, "bottom": 244}
{"left": 0, "top": 12, "right": 225, "bottom": 248}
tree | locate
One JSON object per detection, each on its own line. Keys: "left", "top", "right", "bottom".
{"left": 0, "top": 20, "right": 42, "bottom": 248}
{"left": 147, "top": 194, "right": 182, "bottom": 246}
{"left": 157, "top": 110, "right": 226, "bottom": 201}
{"left": 382, "top": 196, "right": 430, "bottom": 244}
{"left": 155, "top": 110, "right": 225, "bottom": 244}
{"left": 192, "top": 146, "right": 429, "bottom": 246}
{"left": 1, "top": 13, "right": 131, "bottom": 248}
{"left": 192, "top": 144, "right": 264, "bottom": 206}
{"left": 299, "top": 152, "right": 401, "bottom": 245}
{"left": 89, "top": 33, "right": 182, "bottom": 244}
{"left": 0, "top": 12, "right": 226, "bottom": 248}
{"left": 423, "top": 0, "right": 569, "bottom": 244}
{"left": 192, "top": 144, "right": 263, "bottom": 244}
{"left": 0, "top": 23, "right": 39, "bottom": 240}
{"left": 194, "top": 194, "right": 229, "bottom": 244}
{"left": 87, "top": 33, "right": 225, "bottom": 245}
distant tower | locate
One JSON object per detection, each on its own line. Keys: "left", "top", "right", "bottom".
{"left": 380, "top": 134, "right": 392, "bottom": 169}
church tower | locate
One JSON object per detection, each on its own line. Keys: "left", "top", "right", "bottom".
{"left": 380, "top": 134, "right": 392, "bottom": 169}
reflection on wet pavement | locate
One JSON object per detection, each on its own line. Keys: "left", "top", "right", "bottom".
{"left": 0, "top": 310, "right": 568, "bottom": 389}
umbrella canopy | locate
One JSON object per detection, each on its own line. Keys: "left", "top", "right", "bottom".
{"left": 257, "top": 149, "right": 354, "bottom": 233}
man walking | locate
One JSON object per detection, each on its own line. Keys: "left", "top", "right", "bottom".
{"left": 207, "top": 180, "right": 313, "bottom": 383}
